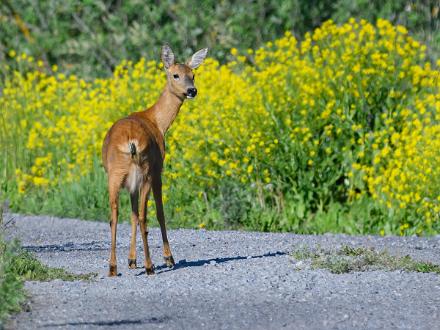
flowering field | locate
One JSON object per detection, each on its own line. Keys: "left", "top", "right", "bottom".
{"left": 1, "top": 19, "right": 439, "bottom": 235}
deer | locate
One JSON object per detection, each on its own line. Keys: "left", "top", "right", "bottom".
{"left": 102, "top": 45, "right": 208, "bottom": 276}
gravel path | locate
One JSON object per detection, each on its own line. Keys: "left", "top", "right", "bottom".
{"left": 4, "top": 214, "right": 440, "bottom": 330}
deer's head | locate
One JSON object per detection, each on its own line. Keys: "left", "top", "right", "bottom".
{"left": 161, "top": 44, "right": 208, "bottom": 99}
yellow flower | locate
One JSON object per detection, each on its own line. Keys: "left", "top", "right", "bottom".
{"left": 2, "top": 17, "right": 438, "bottom": 232}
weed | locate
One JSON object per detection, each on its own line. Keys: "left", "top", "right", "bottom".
{"left": 0, "top": 201, "right": 95, "bottom": 325}
{"left": 0, "top": 200, "right": 25, "bottom": 325}
{"left": 10, "top": 249, "right": 96, "bottom": 282}
{"left": 292, "top": 245, "right": 440, "bottom": 274}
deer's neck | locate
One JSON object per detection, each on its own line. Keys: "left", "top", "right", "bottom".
{"left": 147, "top": 85, "right": 184, "bottom": 136}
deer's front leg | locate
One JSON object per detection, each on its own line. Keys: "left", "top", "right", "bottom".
{"left": 152, "top": 174, "right": 175, "bottom": 268}
{"left": 139, "top": 179, "right": 154, "bottom": 275}
{"left": 128, "top": 192, "right": 139, "bottom": 269}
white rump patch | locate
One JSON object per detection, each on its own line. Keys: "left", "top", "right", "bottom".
{"left": 125, "top": 164, "right": 143, "bottom": 193}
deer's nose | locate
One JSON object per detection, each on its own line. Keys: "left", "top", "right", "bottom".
{"left": 187, "top": 88, "right": 197, "bottom": 98}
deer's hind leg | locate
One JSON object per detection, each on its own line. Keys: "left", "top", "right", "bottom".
{"left": 139, "top": 178, "right": 154, "bottom": 275}
{"left": 152, "top": 175, "right": 175, "bottom": 268}
{"left": 128, "top": 192, "right": 139, "bottom": 269}
{"left": 108, "top": 173, "right": 123, "bottom": 277}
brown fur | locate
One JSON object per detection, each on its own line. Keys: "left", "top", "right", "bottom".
{"left": 102, "top": 45, "right": 207, "bottom": 276}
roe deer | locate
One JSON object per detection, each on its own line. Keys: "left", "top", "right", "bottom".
{"left": 102, "top": 45, "right": 208, "bottom": 276}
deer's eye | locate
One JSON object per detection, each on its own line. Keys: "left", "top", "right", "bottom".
{"left": 173, "top": 74, "right": 180, "bottom": 80}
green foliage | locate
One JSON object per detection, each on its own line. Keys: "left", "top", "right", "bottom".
{"left": 293, "top": 245, "right": 440, "bottom": 274}
{"left": 0, "top": 202, "right": 95, "bottom": 325}
{"left": 7, "top": 160, "right": 116, "bottom": 222}
{"left": 0, "top": 239, "right": 26, "bottom": 326}
{"left": 6, "top": 163, "right": 414, "bottom": 236}
{"left": 0, "top": 203, "right": 25, "bottom": 325}
{"left": 1, "top": 0, "right": 438, "bottom": 78}
{"left": 1, "top": 17, "right": 438, "bottom": 235}
{"left": 333, "top": 0, "right": 439, "bottom": 59}
{"left": 9, "top": 250, "right": 96, "bottom": 282}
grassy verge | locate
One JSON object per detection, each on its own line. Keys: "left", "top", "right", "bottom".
{"left": 6, "top": 163, "right": 432, "bottom": 236}
{"left": 292, "top": 245, "right": 440, "bottom": 274}
{"left": 0, "top": 208, "right": 95, "bottom": 326}
{"left": 9, "top": 249, "right": 96, "bottom": 282}
{"left": 0, "top": 239, "right": 25, "bottom": 325}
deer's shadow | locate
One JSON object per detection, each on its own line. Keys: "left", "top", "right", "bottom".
{"left": 136, "top": 251, "right": 287, "bottom": 276}
{"left": 21, "top": 242, "right": 287, "bottom": 277}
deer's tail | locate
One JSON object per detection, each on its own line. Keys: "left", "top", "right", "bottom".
{"left": 129, "top": 141, "right": 137, "bottom": 158}
{"left": 117, "top": 139, "right": 144, "bottom": 164}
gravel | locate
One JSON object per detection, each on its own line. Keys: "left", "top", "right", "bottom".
{"left": 4, "top": 214, "right": 440, "bottom": 330}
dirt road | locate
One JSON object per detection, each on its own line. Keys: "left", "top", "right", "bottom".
{"left": 6, "top": 215, "right": 440, "bottom": 329}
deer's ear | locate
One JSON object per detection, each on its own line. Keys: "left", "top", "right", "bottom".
{"left": 161, "top": 44, "right": 175, "bottom": 69}
{"left": 186, "top": 48, "right": 208, "bottom": 69}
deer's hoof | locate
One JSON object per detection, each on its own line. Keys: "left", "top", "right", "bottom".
{"left": 108, "top": 265, "right": 118, "bottom": 277}
{"left": 164, "top": 255, "right": 175, "bottom": 268}
{"left": 145, "top": 265, "right": 155, "bottom": 275}
{"left": 128, "top": 258, "right": 137, "bottom": 269}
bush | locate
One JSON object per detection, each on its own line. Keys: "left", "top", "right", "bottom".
{"left": 0, "top": 19, "right": 438, "bottom": 235}
{"left": 0, "top": 0, "right": 438, "bottom": 78}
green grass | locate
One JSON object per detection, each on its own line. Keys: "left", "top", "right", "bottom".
{"left": 0, "top": 241, "right": 25, "bottom": 325}
{"left": 9, "top": 249, "right": 96, "bottom": 282}
{"left": 292, "top": 245, "right": 440, "bottom": 274}
{"left": 0, "top": 205, "right": 95, "bottom": 326}
{"left": 5, "top": 161, "right": 431, "bottom": 236}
